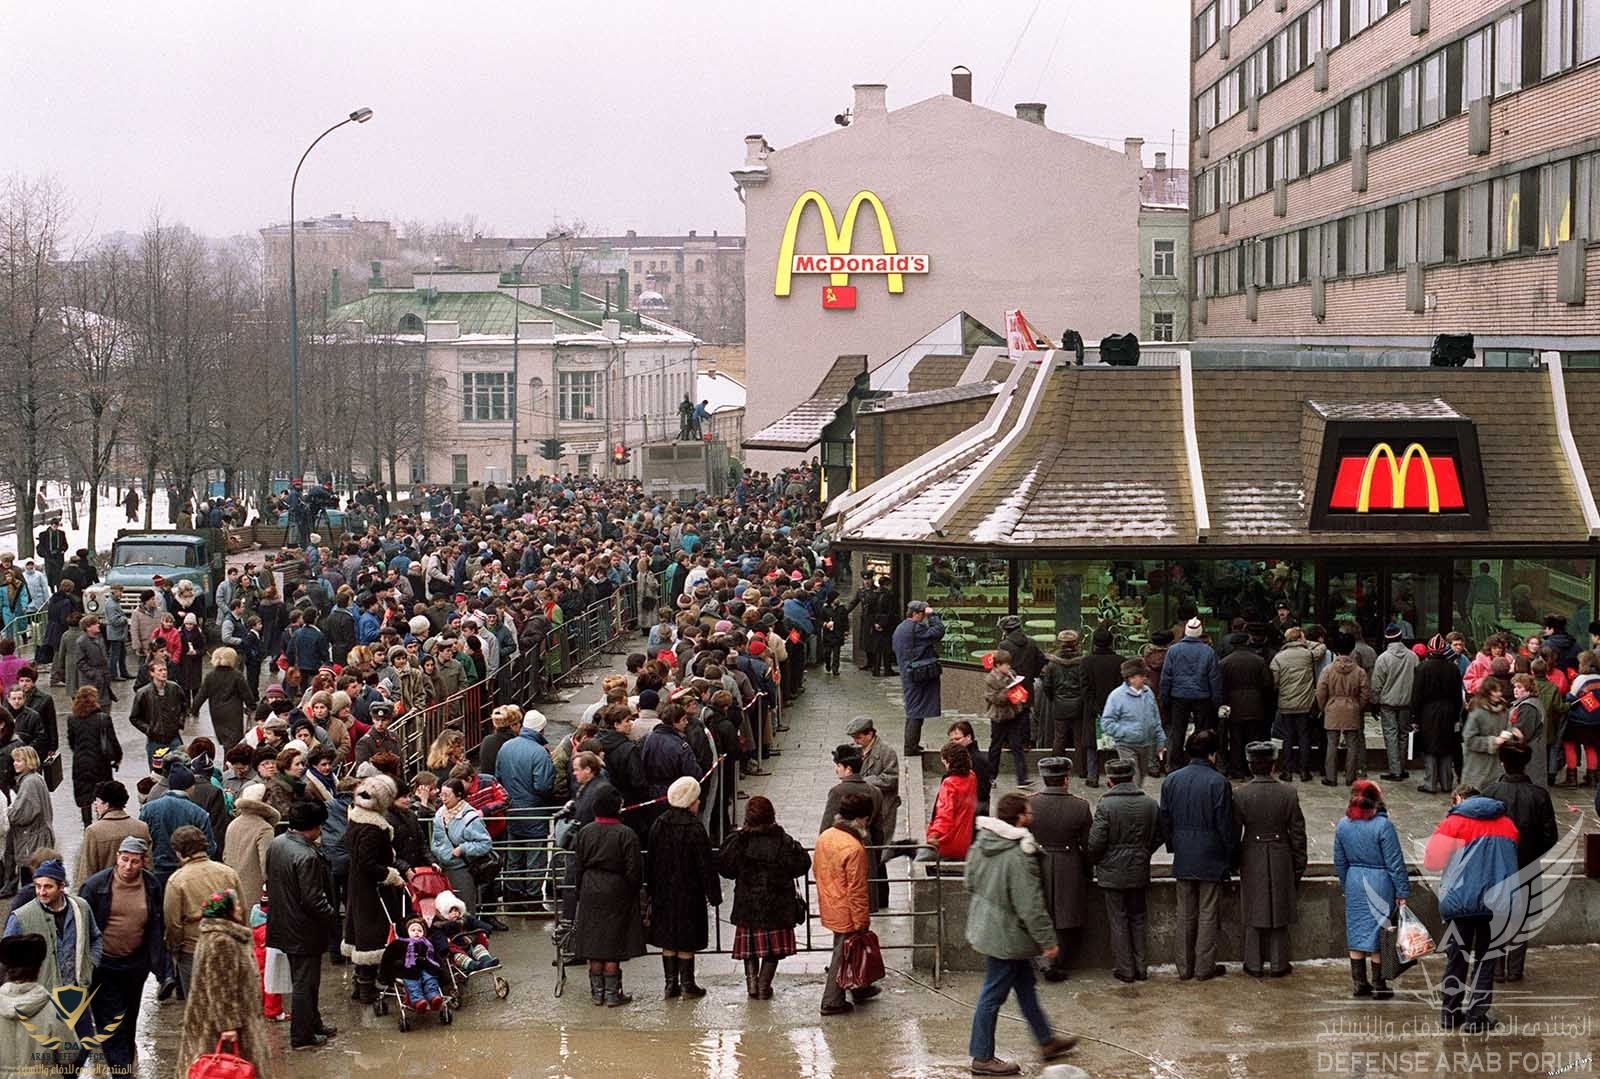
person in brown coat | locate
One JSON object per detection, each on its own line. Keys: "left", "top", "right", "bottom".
{"left": 74, "top": 780, "right": 151, "bottom": 883}
{"left": 1317, "top": 633, "right": 1371, "bottom": 788}
{"left": 1028, "top": 757, "right": 1093, "bottom": 981}
{"left": 1231, "top": 742, "right": 1308, "bottom": 977}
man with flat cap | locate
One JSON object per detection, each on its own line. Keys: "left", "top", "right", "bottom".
{"left": 1029, "top": 757, "right": 1093, "bottom": 982}
{"left": 266, "top": 799, "right": 339, "bottom": 1050}
{"left": 1087, "top": 756, "right": 1164, "bottom": 983}
{"left": 892, "top": 599, "right": 945, "bottom": 758}
{"left": 80, "top": 835, "right": 165, "bottom": 1071}
{"left": 1231, "top": 741, "right": 1308, "bottom": 978}
{"left": 822, "top": 742, "right": 888, "bottom": 913}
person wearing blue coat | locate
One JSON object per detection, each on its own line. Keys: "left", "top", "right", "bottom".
{"left": 431, "top": 778, "right": 494, "bottom": 913}
{"left": 1332, "top": 778, "right": 1411, "bottom": 999}
{"left": 139, "top": 767, "right": 217, "bottom": 889}
{"left": 494, "top": 712, "right": 555, "bottom": 904}
{"left": 1158, "top": 731, "right": 1236, "bottom": 980}
{"left": 892, "top": 602, "right": 945, "bottom": 758}
{"left": 1160, "top": 620, "right": 1224, "bottom": 770}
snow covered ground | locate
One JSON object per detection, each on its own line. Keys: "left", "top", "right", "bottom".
{"left": 0, "top": 483, "right": 175, "bottom": 558}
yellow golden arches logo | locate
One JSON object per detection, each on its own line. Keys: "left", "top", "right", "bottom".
{"left": 773, "top": 190, "right": 929, "bottom": 297}
{"left": 1357, "top": 443, "right": 1439, "bottom": 512}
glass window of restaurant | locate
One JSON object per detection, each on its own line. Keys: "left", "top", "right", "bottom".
{"left": 1451, "top": 557, "right": 1594, "bottom": 652}
{"left": 1173, "top": 558, "right": 1319, "bottom": 640}
{"left": 1016, "top": 559, "right": 1169, "bottom": 656}
{"left": 908, "top": 554, "right": 1013, "bottom": 663}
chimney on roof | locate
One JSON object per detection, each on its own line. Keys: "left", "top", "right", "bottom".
{"left": 369, "top": 260, "right": 383, "bottom": 287}
{"left": 743, "top": 134, "right": 769, "bottom": 166}
{"left": 1015, "top": 102, "right": 1047, "bottom": 126}
{"left": 618, "top": 269, "right": 629, "bottom": 312}
{"left": 569, "top": 267, "right": 581, "bottom": 309}
{"left": 1155, "top": 151, "right": 1167, "bottom": 170}
{"left": 688, "top": 230, "right": 696, "bottom": 238}
{"left": 626, "top": 229, "right": 637, "bottom": 239}
{"left": 1124, "top": 137, "right": 1145, "bottom": 161}
{"left": 951, "top": 65, "right": 972, "bottom": 102}
{"left": 852, "top": 83, "right": 888, "bottom": 121}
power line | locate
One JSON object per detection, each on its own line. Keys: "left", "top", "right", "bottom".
{"left": 986, "top": 0, "right": 1045, "bottom": 105}
{"left": 1033, "top": 2, "right": 1072, "bottom": 99}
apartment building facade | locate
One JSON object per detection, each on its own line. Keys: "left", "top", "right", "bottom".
{"left": 1190, "top": 0, "right": 1600, "bottom": 359}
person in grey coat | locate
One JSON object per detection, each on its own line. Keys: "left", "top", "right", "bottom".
{"left": 1028, "top": 757, "right": 1092, "bottom": 981}
{"left": 1087, "top": 756, "right": 1164, "bottom": 982}
{"left": 1231, "top": 742, "right": 1308, "bottom": 977}
{"left": 1370, "top": 624, "right": 1419, "bottom": 781}
{"left": 848, "top": 716, "right": 899, "bottom": 910}
{"left": 73, "top": 617, "right": 114, "bottom": 707}
{"left": 892, "top": 600, "right": 945, "bottom": 758}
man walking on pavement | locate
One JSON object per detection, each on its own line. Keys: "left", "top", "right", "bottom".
{"left": 79, "top": 836, "right": 164, "bottom": 1075}
{"left": 964, "top": 792, "right": 1078, "bottom": 1075}
{"left": 846, "top": 717, "right": 899, "bottom": 911}
{"left": 1232, "top": 742, "right": 1308, "bottom": 977}
{"left": 1371, "top": 623, "right": 1418, "bottom": 781}
{"left": 1160, "top": 618, "right": 1223, "bottom": 772}
{"left": 266, "top": 800, "right": 339, "bottom": 1050}
{"left": 37, "top": 518, "right": 67, "bottom": 589}
{"left": 1161, "top": 730, "right": 1237, "bottom": 981}
{"left": 1027, "top": 758, "right": 1092, "bottom": 982}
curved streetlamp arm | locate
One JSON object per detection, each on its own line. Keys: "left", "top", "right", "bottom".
{"left": 290, "top": 117, "right": 355, "bottom": 224}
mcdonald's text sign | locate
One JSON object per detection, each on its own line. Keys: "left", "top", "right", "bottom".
{"left": 775, "top": 190, "right": 929, "bottom": 299}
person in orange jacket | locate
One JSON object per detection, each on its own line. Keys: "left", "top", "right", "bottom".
{"left": 815, "top": 791, "right": 877, "bottom": 1016}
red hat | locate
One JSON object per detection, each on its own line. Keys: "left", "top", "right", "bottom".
{"left": 748, "top": 638, "right": 766, "bottom": 656}
{"left": 152, "top": 575, "right": 166, "bottom": 585}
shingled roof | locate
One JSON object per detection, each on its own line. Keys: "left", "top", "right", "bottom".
{"left": 836, "top": 361, "right": 1598, "bottom": 552}
{"left": 743, "top": 355, "right": 869, "bottom": 451}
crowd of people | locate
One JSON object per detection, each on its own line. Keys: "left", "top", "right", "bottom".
{"left": 0, "top": 465, "right": 851, "bottom": 1075}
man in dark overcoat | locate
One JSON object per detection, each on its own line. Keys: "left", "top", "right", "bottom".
{"left": 1231, "top": 741, "right": 1308, "bottom": 977}
{"left": 1028, "top": 757, "right": 1093, "bottom": 981}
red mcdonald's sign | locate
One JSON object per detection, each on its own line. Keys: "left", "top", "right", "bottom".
{"left": 1328, "top": 442, "right": 1466, "bottom": 513}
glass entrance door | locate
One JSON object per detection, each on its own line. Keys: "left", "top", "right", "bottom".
{"left": 1389, "top": 562, "right": 1445, "bottom": 644}
{"left": 1324, "top": 562, "right": 1382, "bottom": 644}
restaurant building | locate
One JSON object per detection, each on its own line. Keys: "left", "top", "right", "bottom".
{"left": 827, "top": 348, "right": 1600, "bottom": 675}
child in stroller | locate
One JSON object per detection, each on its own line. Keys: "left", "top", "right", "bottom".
{"left": 381, "top": 917, "right": 447, "bottom": 1013}
{"left": 432, "top": 890, "right": 500, "bottom": 975}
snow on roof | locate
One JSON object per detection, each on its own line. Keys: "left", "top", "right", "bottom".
{"left": 697, "top": 370, "right": 745, "bottom": 414}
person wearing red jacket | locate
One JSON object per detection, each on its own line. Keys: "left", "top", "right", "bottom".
{"left": 926, "top": 742, "right": 979, "bottom": 861}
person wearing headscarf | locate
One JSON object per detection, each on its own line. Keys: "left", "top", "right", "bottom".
{"left": 645, "top": 777, "right": 721, "bottom": 999}
{"left": 343, "top": 774, "right": 406, "bottom": 1003}
{"left": 1332, "top": 780, "right": 1409, "bottom": 999}
{"left": 177, "top": 611, "right": 206, "bottom": 710}
{"left": 176, "top": 889, "right": 272, "bottom": 1079}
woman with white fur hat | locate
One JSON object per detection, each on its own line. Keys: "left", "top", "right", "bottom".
{"left": 644, "top": 776, "right": 721, "bottom": 999}
{"left": 343, "top": 773, "right": 406, "bottom": 1003}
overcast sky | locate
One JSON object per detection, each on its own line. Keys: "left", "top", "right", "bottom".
{"left": 2, "top": 0, "right": 1188, "bottom": 244}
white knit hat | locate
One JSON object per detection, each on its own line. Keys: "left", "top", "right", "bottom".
{"left": 1185, "top": 617, "right": 1204, "bottom": 638}
{"left": 355, "top": 774, "right": 398, "bottom": 812}
{"left": 522, "top": 710, "right": 547, "bottom": 733}
{"left": 240, "top": 783, "right": 267, "bottom": 803}
{"left": 667, "top": 776, "right": 701, "bottom": 810}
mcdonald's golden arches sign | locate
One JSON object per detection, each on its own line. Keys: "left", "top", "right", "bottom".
{"left": 1311, "top": 420, "right": 1488, "bottom": 530}
{"left": 774, "top": 190, "right": 929, "bottom": 306}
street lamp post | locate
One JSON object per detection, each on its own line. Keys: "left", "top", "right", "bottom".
{"left": 509, "top": 232, "right": 569, "bottom": 481}
{"left": 288, "top": 107, "right": 373, "bottom": 487}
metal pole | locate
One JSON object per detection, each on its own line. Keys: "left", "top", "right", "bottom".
{"left": 287, "top": 111, "right": 370, "bottom": 484}
{"left": 509, "top": 234, "right": 566, "bottom": 482}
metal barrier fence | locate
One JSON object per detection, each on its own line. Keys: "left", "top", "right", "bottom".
{"left": 2, "top": 610, "right": 47, "bottom": 645}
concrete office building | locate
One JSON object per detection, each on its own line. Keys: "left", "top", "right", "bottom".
{"left": 1190, "top": 0, "right": 1600, "bottom": 361}
{"left": 735, "top": 71, "right": 1142, "bottom": 469}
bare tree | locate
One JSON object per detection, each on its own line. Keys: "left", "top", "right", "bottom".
{"left": 0, "top": 176, "right": 71, "bottom": 557}
{"left": 59, "top": 239, "right": 133, "bottom": 550}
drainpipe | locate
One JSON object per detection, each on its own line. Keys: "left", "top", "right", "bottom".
{"left": 1544, "top": 351, "right": 1600, "bottom": 538}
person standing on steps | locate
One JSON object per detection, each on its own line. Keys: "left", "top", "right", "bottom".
{"left": 719, "top": 796, "right": 811, "bottom": 1001}
{"left": 1160, "top": 618, "right": 1223, "bottom": 772}
{"left": 265, "top": 800, "right": 339, "bottom": 1050}
{"left": 1040, "top": 631, "right": 1088, "bottom": 781}
{"left": 1371, "top": 623, "right": 1419, "bottom": 782}
{"left": 815, "top": 792, "right": 878, "bottom": 1017}
{"left": 1332, "top": 779, "right": 1408, "bottom": 1001}
{"left": 892, "top": 599, "right": 945, "bottom": 758}
{"left": 1087, "top": 756, "right": 1164, "bottom": 983}
{"left": 1160, "top": 730, "right": 1236, "bottom": 982}
{"left": 847, "top": 717, "right": 899, "bottom": 912}
{"left": 1231, "top": 742, "right": 1307, "bottom": 978}
{"left": 964, "top": 792, "right": 1079, "bottom": 1076}
{"left": 996, "top": 615, "right": 1046, "bottom": 750}
{"left": 1027, "top": 757, "right": 1092, "bottom": 982}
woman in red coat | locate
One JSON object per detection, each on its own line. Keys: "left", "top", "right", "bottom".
{"left": 926, "top": 741, "right": 979, "bottom": 860}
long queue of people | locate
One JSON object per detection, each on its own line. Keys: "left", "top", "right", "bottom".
{"left": 0, "top": 467, "right": 838, "bottom": 1077}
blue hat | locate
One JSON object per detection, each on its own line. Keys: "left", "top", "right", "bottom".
{"left": 32, "top": 859, "right": 66, "bottom": 883}
{"left": 1384, "top": 623, "right": 1403, "bottom": 640}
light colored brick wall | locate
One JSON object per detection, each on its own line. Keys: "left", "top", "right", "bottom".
{"left": 1199, "top": 244, "right": 1600, "bottom": 337}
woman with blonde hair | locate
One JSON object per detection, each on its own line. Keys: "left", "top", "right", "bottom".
{"left": 194, "top": 645, "right": 256, "bottom": 751}
{"left": 479, "top": 705, "right": 521, "bottom": 776}
{"left": 427, "top": 729, "right": 467, "bottom": 782}
{"left": 5, "top": 746, "right": 53, "bottom": 882}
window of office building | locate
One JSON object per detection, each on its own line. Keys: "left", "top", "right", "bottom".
{"left": 451, "top": 454, "right": 468, "bottom": 485}
{"left": 1420, "top": 52, "right": 1446, "bottom": 126}
{"left": 1365, "top": 81, "right": 1387, "bottom": 146}
{"left": 1421, "top": 193, "right": 1447, "bottom": 265}
{"left": 1540, "top": 159, "right": 1574, "bottom": 248}
{"left": 461, "top": 371, "right": 511, "bottom": 422}
{"left": 1152, "top": 239, "right": 1176, "bottom": 278}
{"left": 1492, "top": 174, "right": 1521, "bottom": 257}
{"left": 1195, "top": 4, "right": 1218, "bottom": 56}
{"left": 1583, "top": 0, "right": 1600, "bottom": 61}
{"left": 1398, "top": 65, "right": 1420, "bottom": 134}
{"left": 1462, "top": 181, "right": 1492, "bottom": 259}
{"left": 1547, "top": 0, "right": 1575, "bottom": 75}
{"left": 1495, "top": 13, "right": 1523, "bottom": 95}
{"left": 1152, "top": 311, "right": 1176, "bottom": 341}
{"left": 1464, "top": 27, "right": 1492, "bottom": 103}
{"left": 558, "top": 369, "right": 598, "bottom": 420}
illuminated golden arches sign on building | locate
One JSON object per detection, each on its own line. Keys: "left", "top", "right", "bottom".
{"left": 1311, "top": 420, "right": 1487, "bottom": 531}
{"left": 774, "top": 190, "right": 930, "bottom": 299}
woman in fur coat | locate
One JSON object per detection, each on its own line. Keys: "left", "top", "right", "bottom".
{"left": 177, "top": 889, "right": 272, "bottom": 1078}
{"left": 342, "top": 774, "right": 406, "bottom": 1003}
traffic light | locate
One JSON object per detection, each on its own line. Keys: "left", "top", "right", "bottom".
{"left": 612, "top": 443, "right": 631, "bottom": 466}
{"left": 540, "top": 438, "right": 562, "bottom": 461}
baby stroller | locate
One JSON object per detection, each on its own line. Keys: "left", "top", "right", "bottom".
{"left": 373, "top": 908, "right": 452, "bottom": 1032}
{"left": 430, "top": 883, "right": 511, "bottom": 1007}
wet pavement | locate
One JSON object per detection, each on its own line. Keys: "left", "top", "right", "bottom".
{"left": 27, "top": 646, "right": 1600, "bottom": 1077}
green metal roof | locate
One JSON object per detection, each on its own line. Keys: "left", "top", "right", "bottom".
{"left": 328, "top": 289, "right": 597, "bottom": 336}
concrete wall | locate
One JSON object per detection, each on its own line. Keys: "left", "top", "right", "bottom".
{"left": 917, "top": 869, "right": 1600, "bottom": 973}
{"left": 742, "top": 92, "right": 1141, "bottom": 470}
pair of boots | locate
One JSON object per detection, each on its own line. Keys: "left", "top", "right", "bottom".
{"left": 588, "top": 970, "right": 632, "bottom": 1007}
{"left": 662, "top": 955, "right": 705, "bottom": 999}
{"left": 350, "top": 968, "right": 377, "bottom": 1004}
{"left": 1351, "top": 958, "right": 1393, "bottom": 1000}
{"left": 743, "top": 958, "right": 778, "bottom": 999}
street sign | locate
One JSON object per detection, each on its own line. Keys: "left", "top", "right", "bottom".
{"left": 561, "top": 440, "right": 602, "bottom": 456}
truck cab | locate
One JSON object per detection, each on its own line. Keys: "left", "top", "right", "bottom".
{"left": 83, "top": 530, "right": 225, "bottom": 619}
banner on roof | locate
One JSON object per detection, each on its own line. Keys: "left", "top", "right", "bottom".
{"left": 1005, "top": 309, "right": 1046, "bottom": 356}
